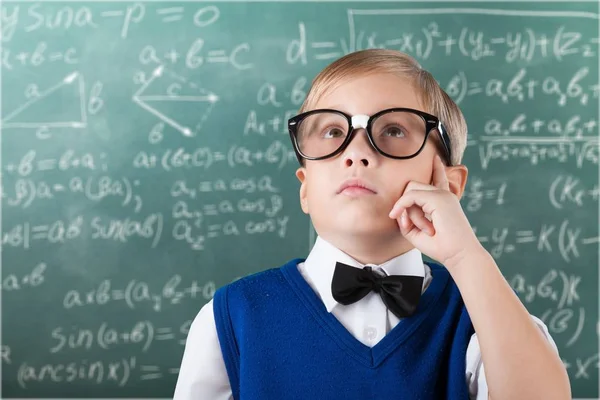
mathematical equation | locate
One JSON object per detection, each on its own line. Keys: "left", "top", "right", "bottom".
{"left": 2, "top": 176, "right": 143, "bottom": 211}
{"left": 172, "top": 214, "right": 290, "bottom": 251}
{"left": 62, "top": 275, "right": 214, "bottom": 312}
{"left": 482, "top": 114, "right": 598, "bottom": 138}
{"left": 476, "top": 136, "right": 598, "bottom": 170}
{"left": 171, "top": 175, "right": 280, "bottom": 197}
{"left": 0, "top": 41, "right": 78, "bottom": 69}
{"left": 49, "top": 319, "right": 192, "bottom": 354}
{"left": 349, "top": 18, "right": 598, "bottom": 63}
{"left": 474, "top": 219, "right": 598, "bottom": 262}
{"left": 3, "top": 150, "right": 107, "bottom": 177}
{"left": 462, "top": 177, "right": 507, "bottom": 212}
{"left": 1, "top": 4, "right": 220, "bottom": 41}
{"left": 447, "top": 67, "right": 597, "bottom": 106}
{"left": 133, "top": 141, "right": 296, "bottom": 171}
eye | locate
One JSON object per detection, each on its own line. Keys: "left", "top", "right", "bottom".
{"left": 382, "top": 125, "right": 406, "bottom": 138}
{"left": 322, "top": 127, "right": 346, "bottom": 138}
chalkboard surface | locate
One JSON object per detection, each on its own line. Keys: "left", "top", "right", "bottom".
{"left": 1, "top": 1, "right": 598, "bottom": 398}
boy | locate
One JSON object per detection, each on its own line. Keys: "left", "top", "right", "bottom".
{"left": 174, "top": 49, "right": 570, "bottom": 399}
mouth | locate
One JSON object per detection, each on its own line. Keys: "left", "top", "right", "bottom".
{"left": 337, "top": 179, "right": 377, "bottom": 196}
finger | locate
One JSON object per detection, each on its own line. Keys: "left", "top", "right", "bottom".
{"left": 398, "top": 209, "right": 432, "bottom": 239}
{"left": 390, "top": 184, "right": 435, "bottom": 218}
{"left": 406, "top": 205, "right": 434, "bottom": 235}
{"left": 403, "top": 180, "right": 436, "bottom": 194}
{"left": 432, "top": 154, "right": 450, "bottom": 191}
{"left": 398, "top": 209, "right": 413, "bottom": 232}
{"left": 389, "top": 190, "right": 437, "bottom": 219}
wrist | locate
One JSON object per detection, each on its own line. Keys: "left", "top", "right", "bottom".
{"left": 443, "top": 242, "right": 492, "bottom": 275}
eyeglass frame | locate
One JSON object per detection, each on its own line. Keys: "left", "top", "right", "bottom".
{"left": 287, "top": 107, "right": 453, "bottom": 166}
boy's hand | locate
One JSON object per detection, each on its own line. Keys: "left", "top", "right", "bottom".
{"left": 388, "top": 155, "right": 483, "bottom": 271}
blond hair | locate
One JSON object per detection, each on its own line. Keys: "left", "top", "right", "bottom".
{"left": 298, "top": 49, "right": 467, "bottom": 165}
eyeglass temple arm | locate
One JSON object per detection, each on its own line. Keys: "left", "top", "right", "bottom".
{"left": 436, "top": 121, "right": 453, "bottom": 165}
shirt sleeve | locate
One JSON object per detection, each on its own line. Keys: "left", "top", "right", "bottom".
{"left": 173, "top": 299, "right": 233, "bottom": 400}
{"left": 465, "top": 315, "right": 560, "bottom": 400}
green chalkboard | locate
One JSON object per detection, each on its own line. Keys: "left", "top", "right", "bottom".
{"left": 1, "top": 1, "right": 598, "bottom": 398}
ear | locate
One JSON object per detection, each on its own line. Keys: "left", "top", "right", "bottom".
{"left": 295, "top": 167, "right": 309, "bottom": 214}
{"left": 445, "top": 164, "right": 468, "bottom": 199}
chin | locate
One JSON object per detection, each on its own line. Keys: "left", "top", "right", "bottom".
{"left": 339, "top": 201, "right": 384, "bottom": 219}
{"left": 335, "top": 214, "right": 391, "bottom": 235}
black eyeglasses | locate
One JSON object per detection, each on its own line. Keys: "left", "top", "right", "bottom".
{"left": 288, "top": 108, "right": 453, "bottom": 165}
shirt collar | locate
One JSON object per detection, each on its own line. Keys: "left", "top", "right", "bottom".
{"left": 303, "top": 236, "right": 426, "bottom": 313}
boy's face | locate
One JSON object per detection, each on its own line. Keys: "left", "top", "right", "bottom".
{"left": 295, "top": 73, "right": 467, "bottom": 259}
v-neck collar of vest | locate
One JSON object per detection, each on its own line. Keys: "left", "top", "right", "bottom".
{"left": 281, "top": 258, "right": 450, "bottom": 368}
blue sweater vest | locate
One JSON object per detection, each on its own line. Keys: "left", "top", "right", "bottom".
{"left": 213, "top": 259, "right": 474, "bottom": 400}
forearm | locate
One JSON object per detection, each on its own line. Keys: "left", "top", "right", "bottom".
{"left": 448, "top": 247, "right": 571, "bottom": 400}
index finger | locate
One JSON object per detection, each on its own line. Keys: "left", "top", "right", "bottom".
{"left": 432, "top": 154, "right": 450, "bottom": 191}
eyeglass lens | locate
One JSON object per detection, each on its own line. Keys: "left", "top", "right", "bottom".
{"left": 296, "top": 110, "right": 428, "bottom": 158}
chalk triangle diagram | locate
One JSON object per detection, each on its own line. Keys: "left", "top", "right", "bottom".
{"left": 1, "top": 72, "right": 86, "bottom": 129}
{"left": 133, "top": 66, "right": 219, "bottom": 137}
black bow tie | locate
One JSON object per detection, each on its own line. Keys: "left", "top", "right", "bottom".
{"left": 331, "top": 262, "right": 424, "bottom": 318}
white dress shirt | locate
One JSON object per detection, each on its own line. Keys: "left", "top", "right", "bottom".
{"left": 174, "top": 236, "right": 559, "bottom": 400}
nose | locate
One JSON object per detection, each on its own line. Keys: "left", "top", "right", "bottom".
{"left": 341, "top": 128, "right": 379, "bottom": 168}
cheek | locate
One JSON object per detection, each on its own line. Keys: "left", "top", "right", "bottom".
{"left": 306, "top": 176, "right": 330, "bottom": 205}
{"left": 388, "top": 161, "right": 433, "bottom": 196}
{"left": 304, "top": 164, "right": 332, "bottom": 196}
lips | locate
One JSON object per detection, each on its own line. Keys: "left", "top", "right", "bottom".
{"left": 337, "top": 178, "right": 377, "bottom": 194}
